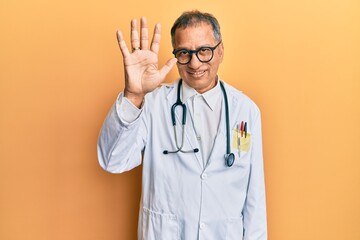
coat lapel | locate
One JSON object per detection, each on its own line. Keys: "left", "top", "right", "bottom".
{"left": 206, "top": 83, "right": 239, "bottom": 169}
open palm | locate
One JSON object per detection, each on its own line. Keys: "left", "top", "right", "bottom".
{"left": 116, "top": 17, "right": 177, "bottom": 106}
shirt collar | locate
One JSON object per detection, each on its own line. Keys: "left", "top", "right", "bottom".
{"left": 181, "top": 78, "right": 222, "bottom": 111}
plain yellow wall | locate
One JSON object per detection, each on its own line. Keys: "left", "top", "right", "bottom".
{"left": 1, "top": 0, "right": 359, "bottom": 239}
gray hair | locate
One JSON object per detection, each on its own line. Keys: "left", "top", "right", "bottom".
{"left": 170, "top": 10, "right": 222, "bottom": 47}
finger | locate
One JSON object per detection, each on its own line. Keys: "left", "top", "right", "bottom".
{"left": 150, "top": 23, "right": 161, "bottom": 54}
{"left": 140, "top": 17, "right": 149, "bottom": 50}
{"left": 116, "top": 30, "right": 130, "bottom": 58}
{"left": 131, "top": 19, "right": 140, "bottom": 50}
{"left": 159, "top": 58, "right": 177, "bottom": 80}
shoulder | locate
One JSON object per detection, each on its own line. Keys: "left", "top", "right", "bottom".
{"left": 222, "top": 81, "right": 260, "bottom": 114}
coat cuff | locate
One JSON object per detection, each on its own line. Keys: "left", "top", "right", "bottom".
{"left": 116, "top": 93, "right": 144, "bottom": 124}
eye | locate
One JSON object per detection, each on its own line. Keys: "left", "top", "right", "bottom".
{"left": 198, "top": 47, "right": 211, "bottom": 55}
{"left": 176, "top": 50, "right": 189, "bottom": 57}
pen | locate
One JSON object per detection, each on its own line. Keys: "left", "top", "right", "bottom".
{"left": 244, "top": 122, "right": 247, "bottom": 138}
{"left": 240, "top": 121, "right": 244, "bottom": 137}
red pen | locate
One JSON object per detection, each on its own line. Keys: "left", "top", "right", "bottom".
{"left": 240, "top": 121, "right": 244, "bottom": 137}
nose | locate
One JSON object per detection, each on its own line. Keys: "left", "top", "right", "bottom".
{"left": 187, "top": 53, "right": 202, "bottom": 69}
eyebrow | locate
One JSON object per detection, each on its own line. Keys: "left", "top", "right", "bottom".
{"left": 174, "top": 44, "right": 213, "bottom": 51}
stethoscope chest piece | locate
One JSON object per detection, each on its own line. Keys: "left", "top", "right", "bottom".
{"left": 225, "top": 153, "right": 235, "bottom": 167}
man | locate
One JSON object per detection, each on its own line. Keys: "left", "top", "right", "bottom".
{"left": 98, "top": 10, "right": 267, "bottom": 240}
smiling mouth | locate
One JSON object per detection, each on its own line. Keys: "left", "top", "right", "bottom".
{"left": 188, "top": 70, "right": 206, "bottom": 77}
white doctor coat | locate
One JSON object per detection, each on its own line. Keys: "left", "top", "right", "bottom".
{"left": 97, "top": 79, "right": 267, "bottom": 240}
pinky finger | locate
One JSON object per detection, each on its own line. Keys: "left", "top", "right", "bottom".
{"left": 116, "top": 30, "right": 130, "bottom": 58}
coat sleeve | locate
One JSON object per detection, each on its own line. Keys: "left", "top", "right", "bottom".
{"left": 243, "top": 107, "right": 268, "bottom": 239}
{"left": 97, "top": 93, "right": 147, "bottom": 173}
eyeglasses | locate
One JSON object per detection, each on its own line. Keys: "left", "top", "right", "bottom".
{"left": 172, "top": 41, "right": 222, "bottom": 65}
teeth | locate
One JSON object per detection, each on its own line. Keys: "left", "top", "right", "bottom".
{"left": 190, "top": 71, "right": 205, "bottom": 75}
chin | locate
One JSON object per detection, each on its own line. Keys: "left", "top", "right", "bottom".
{"left": 185, "top": 79, "right": 214, "bottom": 93}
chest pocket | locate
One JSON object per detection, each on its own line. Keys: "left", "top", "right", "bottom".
{"left": 231, "top": 129, "right": 251, "bottom": 168}
{"left": 142, "top": 208, "right": 179, "bottom": 240}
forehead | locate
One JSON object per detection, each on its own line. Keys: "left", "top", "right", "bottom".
{"left": 174, "top": 22, "right": 216, "bottom": 48}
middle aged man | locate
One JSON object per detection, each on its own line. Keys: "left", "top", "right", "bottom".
{"left": 98, "top": 10, "right": 267, "bottom": 240}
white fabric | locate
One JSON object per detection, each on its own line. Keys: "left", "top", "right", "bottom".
{"left": 181, "top": 80, "right": 222, "bottom": 167}
{"left": 98, "top": 78, "right": 267, "bottom": 240}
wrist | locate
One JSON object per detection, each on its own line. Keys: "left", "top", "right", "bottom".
{"left": 124, "top": 90, "right": 144, "bottom": 108}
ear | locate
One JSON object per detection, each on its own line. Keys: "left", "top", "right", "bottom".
{"left": 218, "top": 42, "right": 224, "bottom": 63}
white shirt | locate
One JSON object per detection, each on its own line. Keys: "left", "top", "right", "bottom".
{"left": 182, "top": 80, "right": 223, "bottom": 168}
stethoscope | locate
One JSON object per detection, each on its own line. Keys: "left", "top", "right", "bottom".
{"left": 163, "top": 79, "right": 235, "bottom": 167}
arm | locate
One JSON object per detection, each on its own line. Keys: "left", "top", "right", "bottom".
{"left": 97, "top": 94, "right": 146, "bottom": 173}
{"left": 243, "top": 109, "right": 268, "bottom": 239}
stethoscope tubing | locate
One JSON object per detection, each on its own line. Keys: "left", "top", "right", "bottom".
{"left": 164, "top": 79, "right": 235, "bottom": 167}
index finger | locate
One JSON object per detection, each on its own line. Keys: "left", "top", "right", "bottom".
{"left": 150, "top": 23, "right": 161, "bottom": 54}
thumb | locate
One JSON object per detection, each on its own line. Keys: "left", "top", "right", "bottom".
{"left": 159, "top": 58, "right": 177, "bottom": 80}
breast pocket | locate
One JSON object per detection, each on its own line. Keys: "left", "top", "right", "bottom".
{"left": 231, "top": 129, "right": 251, "bottom": 168}
{"left": 142, "top": 208, "right": 179, "bottom": 240}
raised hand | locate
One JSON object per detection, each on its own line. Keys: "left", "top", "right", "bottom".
{"left": 116, "top": 17, "right": 177, "bottom": 107}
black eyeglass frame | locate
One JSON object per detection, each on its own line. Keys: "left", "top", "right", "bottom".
{"left": 172, "top": 41, "right": 222, "bottom": 65}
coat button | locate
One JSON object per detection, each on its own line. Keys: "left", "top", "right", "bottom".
{"left": 199, "top": 222, "right": 205, "bottom": 229}
{"left": 201, "top": 173, "right": 207, "bottom": 180}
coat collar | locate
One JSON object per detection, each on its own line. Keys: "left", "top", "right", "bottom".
{"left": 182, "top": 80, "right": 222, "bottom": 111}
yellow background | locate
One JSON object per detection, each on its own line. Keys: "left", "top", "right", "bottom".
{"left": 1, "top": 0, "right": 359, "bottom": 239}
